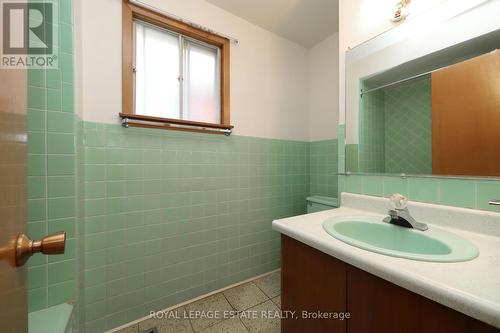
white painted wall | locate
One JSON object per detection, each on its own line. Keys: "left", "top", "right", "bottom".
{"left": 308, "top": 33, "right": 339, "bottom": 141}
{"left": 76, "top": 0, "right": 311, "bottom": 141}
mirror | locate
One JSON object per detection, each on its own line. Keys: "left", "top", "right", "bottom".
{"left": 345, "top": 3, "right": 500, "bottom": 178}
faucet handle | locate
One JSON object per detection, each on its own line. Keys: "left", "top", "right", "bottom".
{"left": 389, "top": 193, "right": 408, "bottom": 210}
{"left": 388, "top": 209, "right": 398, "bottom": 217}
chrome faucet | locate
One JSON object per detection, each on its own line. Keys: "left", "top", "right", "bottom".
{"left": 383, "top": 194, "right": 428, "bottom": 231}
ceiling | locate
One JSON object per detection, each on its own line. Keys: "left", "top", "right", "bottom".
{"left": 205, "top": 0, "right": 339, "bottom": 48}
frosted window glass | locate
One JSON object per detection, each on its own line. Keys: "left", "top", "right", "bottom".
{"left": 135, "top": 22, "right": 180, "bottom": 118}
{"left": 184, "top": 41, "right": 220, "bottom": 123}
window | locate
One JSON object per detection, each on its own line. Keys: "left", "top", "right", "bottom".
{"left": 122, "top": 1, "right": 232, "bottom": 134}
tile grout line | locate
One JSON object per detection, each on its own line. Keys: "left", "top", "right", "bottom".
{"left": 256, "top": 270, "right": 281, "bottom": 295}
{"left": 193, "top": 278, "right": 272, "bottom": 333}
{"left": 133, "top": 275, "right": 278, "bottom": 333}
{"left": 43, "top": 66, "right": 50, "bottom": 308}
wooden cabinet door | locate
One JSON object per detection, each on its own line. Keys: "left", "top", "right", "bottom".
{"left": 432, "top": 51, "right": 500, "bottom": 176}
{"left": 347, "top": 266, "right": 497, "bottom": 333}
{"left": 281, "top": 235, "right": 347, "bottom": 333}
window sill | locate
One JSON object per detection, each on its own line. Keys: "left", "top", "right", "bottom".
{"left": 119, "top": 113, "right": 234, "bottom": 136}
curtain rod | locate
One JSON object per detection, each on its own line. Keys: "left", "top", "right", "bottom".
{"left": 128, "top": 0, "right": 239, "bottom": 45}
{"left": 360, "top": 68, "right": 439, "bottom": 96}
{"left": 361, "top": 47, "right": 500, "bottom": 96}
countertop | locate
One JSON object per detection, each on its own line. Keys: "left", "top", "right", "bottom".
{"left": 272, "top": 193, "right": 500, "bottom": 328}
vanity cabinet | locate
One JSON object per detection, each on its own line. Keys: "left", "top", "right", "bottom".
{"left": 281, "top": 235, "right": 498, "bottom": 333}
{"left": 281, "top": 234, "right": 347, "bottom": 333}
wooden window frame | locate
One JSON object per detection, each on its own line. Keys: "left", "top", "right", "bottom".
{"left": 122, "top": 0, "right": 232, "bottom": 135}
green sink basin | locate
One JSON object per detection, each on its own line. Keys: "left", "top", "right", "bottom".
{"left": 323, "top": 216, "right": 479, "bottom": 262}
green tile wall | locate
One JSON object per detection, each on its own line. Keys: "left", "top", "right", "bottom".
{"left": 27, "top": 0, "right": 76, "bottom": 314}
{"left": 310, "top": 140, "right": 338, "bottom": 198}
{"left": 76, "top": 119, "right": 86, "bottom": 331}
{"left": 359, "top": 89, "right": 385, "bottom": 172}
{"left": 384, "top": 76, "right": 432, "bottom": 174}
{"left": 345, "top": 144, "right": 359, "bottom": 173}
{"left": 354, "top": 75, "right": 432, "bottom": 174}
{"left": 81, "top": 123, "right": 310, "bottom": 331}
{"left": 338, "top": 124, "right": 500, "bottom": 213}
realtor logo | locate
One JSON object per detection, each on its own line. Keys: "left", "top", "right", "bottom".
{"left": 1, "top": 0, "right": 58, "bottom": 68}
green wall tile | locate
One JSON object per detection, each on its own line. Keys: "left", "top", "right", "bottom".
{"left": 359, "top": 89, "right": 385, "bottom": 173}
{"left": 61, "top": 53, "right": 74, "bottom": 83}
{"left": 363, "top": 177, "right": 383, "bottom": 196}
{"left": 85, "top": 182, "right": 106, "bottom": 199}
{"left": 28, "top": 177, "right": 46, "bottom": 199}
{"left": 85, "top": 165, "right": 106, "bottom": 181}
{"left": 106, "top": 182, "right": 126, "bottom": 197}
{"left": 383, "top": 177, "right": 408, "bottom": 197}
{"left": 60, "top": 0, "right": 73, "bottom": 24}
{"left": 28, "top": 266, "right": 47, "bottom": 290}
{"left": 48, "top": 260, "right": 76, "bottom": 285}
{"left": 28, "top": 86, "right": 46, "bottom": 109}
{"left": 439, "top": 179, "right": 475, "bottom": 209}
{"left": 28, "top": 69, "right": 46, "bottom": 88}
{"left": 85, "top": 233, "right": 107, "bottom": 252}
{"left": 60, "top": 24, "right": 73, "bottom": 54}
{"left": 47, "top": 155, "right": 75, "bottom": 175}
{"left": 47, "top": 133, "right": 75, "bottom": 154}
{"left": 28, "top": 199, "right": 46, "bottom": 222}
{"left": 85, "top": 199, "right": 106, "bottom": 217}
{"left": 309, "top": 139, "right": 338, "bottom": 198}
{"left": 29, "top": 288, "right": 47, "bottom": 312}
{"left": 409, "top": 178, "right": 439, "bottom": 203}
{"left": 85, "top": 284, "right": 106, "bottom": 305}
{"left": 345, "top": 144, "right": 358, "bottom": 173}
{"left": 345, "top": 175, "right": 363, "bottom": 193}
{"left": 84, "top": 130, "right": 106, "bottom": 147}
{"left": 62, "top": 83, "right": 74, "bottom": 112}
{"left": 48, "top": 197, "right": 75, "bottom": 219}
{"left": 85, "top": 148, "right": 107, "bottom": 164}
{"left": 476, "top": 181, "right": 500, "bottom": 212}
{"left": 85, "top": 216, "right": 106, "bottom": 235}
{"left": 48, "top": 280, "right": 75, "bottom": 306}
{"left": 48, "top": 218, "right": 76, "bottom": 238}
{"left": 48, "top": 176, "right": 76, "bottom": 197}
{"left": 28, "top": 132, "right": 46, "bottom": 154}
{"left": 46, "top": 69, "right": 62, "bottom": 89}
{"left": 28, "top": 155, "right": 46, "bottom": 176}
{"left": 28, "top": 109, "right": 46, "bottom": 131}
{"left": 27, "top": 222, "right": 46, "bottom": 242}
{"left": 47, "top": 89, "right": 62, "bottom": 111}
{"left": 48, "top": 112, "right": 74, "bottom": 133}
{"left": 27, "top": 0, "right": 77, "bottom": 316}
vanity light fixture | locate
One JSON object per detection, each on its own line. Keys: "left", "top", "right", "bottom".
{"left": 360, "top": 0, "right": 411, "bottom": 23}
{"left": 392, "top": 0, "right": 411, "bottom": 22}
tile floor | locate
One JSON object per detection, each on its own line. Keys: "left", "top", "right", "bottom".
{"left": 115, "top": 270, "right": 281, "bottom": 333}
